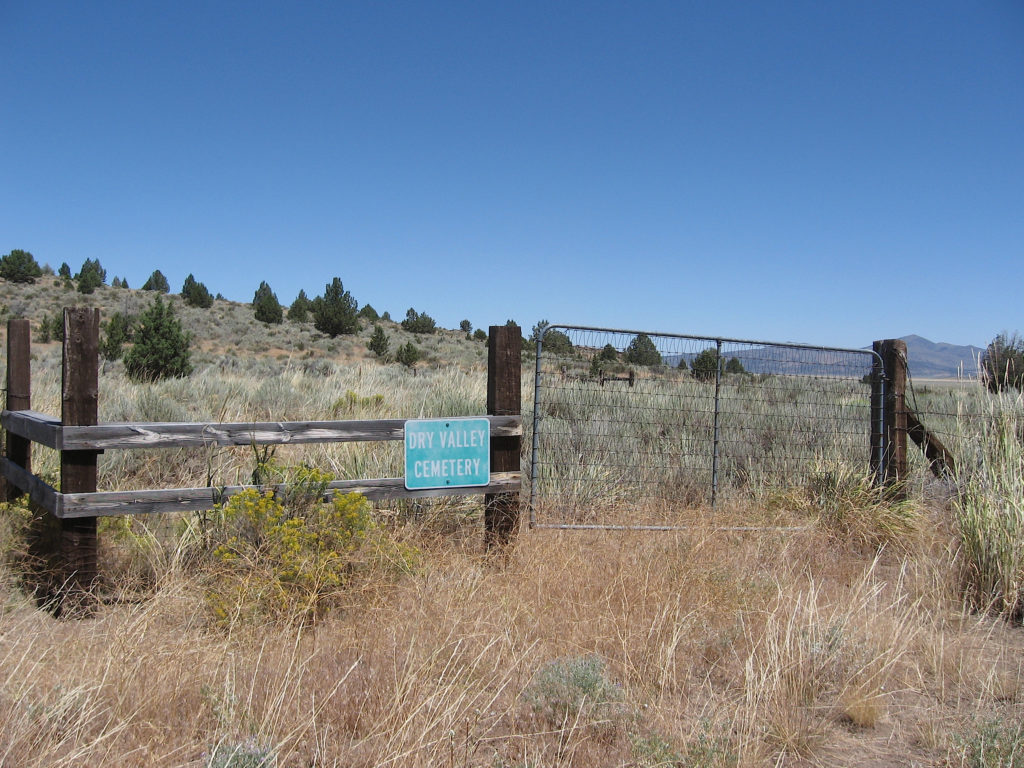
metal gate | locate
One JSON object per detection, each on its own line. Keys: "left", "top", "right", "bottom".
{"left": 528, "top": 325, "right": 883, "bottom": 530}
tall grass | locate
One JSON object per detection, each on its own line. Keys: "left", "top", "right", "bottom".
{"left": 953, "top": 400, "right": 1024, "bottom": 622}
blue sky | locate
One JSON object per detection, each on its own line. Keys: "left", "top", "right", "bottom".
{"left": 2, "top": 1, "right": 1021, "bottom": 348}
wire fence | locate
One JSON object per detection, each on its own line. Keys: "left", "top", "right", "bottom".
{"left": 903, "top": 357, "right": 1024, "bottom": 483}
{"left": 529, "top": 326, "right": 881, "bottom": 529}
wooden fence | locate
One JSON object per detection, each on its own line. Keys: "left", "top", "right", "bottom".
{"left": 1, "top": 311, "right": 523, "bottom": 608}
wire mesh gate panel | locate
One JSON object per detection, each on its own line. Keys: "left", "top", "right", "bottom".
{"left": 529, "top": 326, "right": 882, "bottom": 529}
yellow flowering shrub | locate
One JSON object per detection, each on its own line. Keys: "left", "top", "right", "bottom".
{"left": 205, "top": 465, "right": 415, "bottom": 626}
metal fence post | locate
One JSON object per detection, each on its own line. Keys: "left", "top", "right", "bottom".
{"left": 529, "top": 336, "right": 544, "bottom": 528}
{"left": 710, "top": 339, "right": 723, "bottom": 507}
{"left": 485, "top": 324, "right": 521, "bottom": 549}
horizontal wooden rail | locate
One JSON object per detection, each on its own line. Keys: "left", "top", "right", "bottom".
{"left": 1, "top": 410, "right": 62, "bottom": 449}
{"left": 0, "top": 457, "right": 520, "bottom": 518}
{"left": 1, "top": 412, "right": 522, "bottom": 451}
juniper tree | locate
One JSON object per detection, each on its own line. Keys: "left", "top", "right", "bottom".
{"left": 0, "top": 249, "right": 43, "bottom": 283}
{"left": 76, "top": 258, "right": 106, "bottom": 294}
{"left": 124, "top": 296, "right": 193, "bottom": 381}
{"left": 358, "top": 303, "right": 380, "bottom": 322}
{"left": 288, "top": 289, "right": 311, "bottom": 322}
{"left": 401, "top": 308, "right": 437, "bottom": 335}
{"left": 367, "top": 324, "right": 389, "bottom": 357}
{"left": 396, "top": 341, "right": 421, "bottom": 368}
{"left": 182, "top": 274, "right": 214, "bottom": 308}
{"left": 691, "top": 347, "right": 721, "bottom": 381}
{"left": 624, "top": 333, "right": 661, "bottom": 366}
{"left": 142, "top": 269, "right": 169, "bottom": 292}
{"left": 253, "top": 281, "right": 283, "bottom": 324}
{"left": 725, "top": 356, "right": 746, "bottom": 374}
{"left": 312, "top": 278, "right": 359, "bottom": 337}
{"left": 100, "top": 311, "right": 134, "bottom": 360}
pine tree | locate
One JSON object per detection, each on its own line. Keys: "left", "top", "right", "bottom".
{"left": 396, "top": 341, "right": 421, "bottom": 368}
{"left": 253, "top": 281, "right": 283, "bottom": 324}
{"left": 367, "top": 324, "right": 389, "bottom": 357}
{"left": 75, "top": 258, "right": 106, "bottom": 294}
{"left": 725, "top": 357, "right": 746, "bottom": 374}
{"left": 401, "top": 308, "right": 437, "bottom": 334}
{"left": 182, "top": 274, "right": 214, "bottom": 308}
{"left": 358, "top": 303, "right": 380, "bottom": 322}
{"left": 623, "top": 333, "right": 662, "bottom": 366}
{"left": 124, "top": 296, "right": 193, "bottom": 381}
{"left": 288, "top": 290, "right": 311, "bottom": 322}
{"left": 312, "top": 278, "right": 359, "bottom": 337}
{"left": 100, "top": 311, "right": 134, "bottom": 360}
{"left": 0, "top": 250, "right": 43, "bottom": 283}
{"left": 691, "top": 347, "right": 721, "bottom": 381}
{"left": 142, "top": 269, "right": 170, "bottom": 292}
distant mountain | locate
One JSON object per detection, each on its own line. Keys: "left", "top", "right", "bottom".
{"left": 659, "top": 334, "right": 984, "bottom": 380}
{"left": 899, "top": 335, "right": 985, "bottom": 379}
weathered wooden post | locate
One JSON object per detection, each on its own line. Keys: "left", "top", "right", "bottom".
{"left": 58, "top": 308, "right": 100, "bottom": 611}
{"left": 873, "top": 339, "right": 908, "bottom": 490}
{"left": 6, "top": 319, "right": 62, "bottom": 606}
{"left": 485, "top": 324, "right": 521, "bottom": 549}
{"left": 3, "top": 319, "right": 32, "bottom": 501}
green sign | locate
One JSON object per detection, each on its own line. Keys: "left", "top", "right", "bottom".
{"left": 404, "top": 418, "right": 490, "bottom": 490}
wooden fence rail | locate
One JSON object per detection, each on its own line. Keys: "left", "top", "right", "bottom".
{"left": 1, "top": 314, "right": 523, "bottom": 609}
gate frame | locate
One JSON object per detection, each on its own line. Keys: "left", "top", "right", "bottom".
{"left": 530, "top": 324, "right": 888, "bottom": 529}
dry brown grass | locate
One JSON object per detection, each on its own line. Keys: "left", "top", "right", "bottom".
{"left": 0, "top": 504, "right": 1021, "bottom": 767}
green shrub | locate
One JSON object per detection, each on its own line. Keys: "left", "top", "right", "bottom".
{"left": 206, "top": 738, "right": 276, "bottom": 768}
{"left": 124, "top": 295, "right": 193, "bottom": 381}
{"left": 956, "top": 716, "right": 1024, "bottom": 768}
{"left": 522, "top": 655, "right": 627, "bottom": 731}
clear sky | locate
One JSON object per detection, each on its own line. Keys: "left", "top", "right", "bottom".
{"left": 2, "top": 1, "right": 1021, "bottom": 348}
